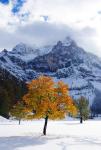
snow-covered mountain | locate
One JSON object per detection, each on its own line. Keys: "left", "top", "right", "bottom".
{"left": 0, "top": 37, "right": 101, "bottom": 104}
{"left": 0, "top": 43, "right": 52, "bottom": 80}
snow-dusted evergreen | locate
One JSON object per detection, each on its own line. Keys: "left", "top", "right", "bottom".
{"left": 0, "top": 37, "right": 101, "bottom": 104}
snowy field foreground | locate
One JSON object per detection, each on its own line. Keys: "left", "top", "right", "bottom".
{"left": 0, "top": 117, "right": 101, "bottom": 150}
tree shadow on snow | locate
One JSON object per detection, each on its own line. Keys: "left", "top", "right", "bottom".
{"left": 57, "top": 136, "right": 101, "bottom": 150}
{"left": 0, "top": 135, "right": 46, "bottom": 150}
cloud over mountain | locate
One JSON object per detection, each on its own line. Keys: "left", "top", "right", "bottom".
{"left": 0, "top": 0, "right": 101, "bottom": 56}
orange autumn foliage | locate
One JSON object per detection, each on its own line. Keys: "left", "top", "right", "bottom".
{"left": 23, "top": 76, "right": 77, "bottom": 119}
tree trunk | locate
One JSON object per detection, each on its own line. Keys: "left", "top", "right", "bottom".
{"left": 19, "top": 119, "right": 21, "bottom": 125}
{"left": 80, "top": 116, "right": 83, "bottom": 124}
{"left": 43, "top": 116, "right": 48, "bottom": 135}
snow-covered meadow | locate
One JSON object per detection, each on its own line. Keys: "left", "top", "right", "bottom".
{"left": 0, "top": 116, "right": 101, "bottom": 150}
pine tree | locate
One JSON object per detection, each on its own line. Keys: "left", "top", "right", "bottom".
{"left": 75, "top": 96, "right": 89, "bottom": 123}
{"left": 10, "top": 101, "right": 26, "bottom": 125}
{"left": 0, "top": 68, "right": 27, "bottom": 118}
{"left": 23, "top": 76, "right": 77, "bottom": 135}
{"left": 0, "top": 87, "right": 10, "bottom": 118}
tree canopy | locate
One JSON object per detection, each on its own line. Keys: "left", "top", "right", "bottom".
{"left": 75, "top": 96, "right": 89, "bottom": 123}
{"left": 23, "top": 76, "right": 77, "bottom": 135}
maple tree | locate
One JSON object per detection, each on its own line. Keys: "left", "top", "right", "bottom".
{"left": 23, "top": 76, "right": 77, "bottom": 135}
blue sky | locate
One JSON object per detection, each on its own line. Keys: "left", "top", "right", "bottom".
{"left": 0, "top": 0, "right": 101, "bottom": 56}
{"left": 0, "top": 0, "right": 26, "bottom": 13}
{"left": 0, "top": 0, "right": 9, "bottom": 5}
{"left": 12, "top": 0, "right": 26, "bottom": 14}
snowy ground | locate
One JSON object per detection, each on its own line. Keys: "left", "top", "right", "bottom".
{"left": 0, "top": 117, "right": 101, "bottom": 150}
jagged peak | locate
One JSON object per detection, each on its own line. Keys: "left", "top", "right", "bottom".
{"left": 3, "top": 49, "right": 8, "bottom": 53}
{"left": 12, "top": 42, "right": 36, "bottom": 54}
{"left": 0, "top": 49, "right": 8, "bottom": 57}
{"left": 62, "top": 37, "right": 73, "bottom": 45}
{"left": 59, "top": 36, "right": 76, "bottom": 47}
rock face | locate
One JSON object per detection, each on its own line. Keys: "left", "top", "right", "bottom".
{"left": 0, "top": 37, "right": 101, "bottom": 104}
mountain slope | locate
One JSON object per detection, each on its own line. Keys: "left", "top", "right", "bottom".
{"left": 0, "top": 37, "right": 101, "bottom": 104}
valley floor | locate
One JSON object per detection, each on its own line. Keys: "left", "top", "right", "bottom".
{"left": 0, "top": 117, "right": 101, "bottom": 150}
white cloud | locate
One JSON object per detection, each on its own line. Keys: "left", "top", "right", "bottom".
{"left": 0, "top": 22, "right": 72, "bottom": 50}
{"left": 0, "top": 0, "right": 101, "bottom": 56}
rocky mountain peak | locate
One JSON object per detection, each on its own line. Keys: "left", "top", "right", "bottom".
{"left": 61, "top": 36, "right": 76, "bottom": 46}
{"left": 51, "top": 37, "right": 78, "bottom": 55}
{"left": 12, "top": 43, "right": 36, "bottom": 55}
